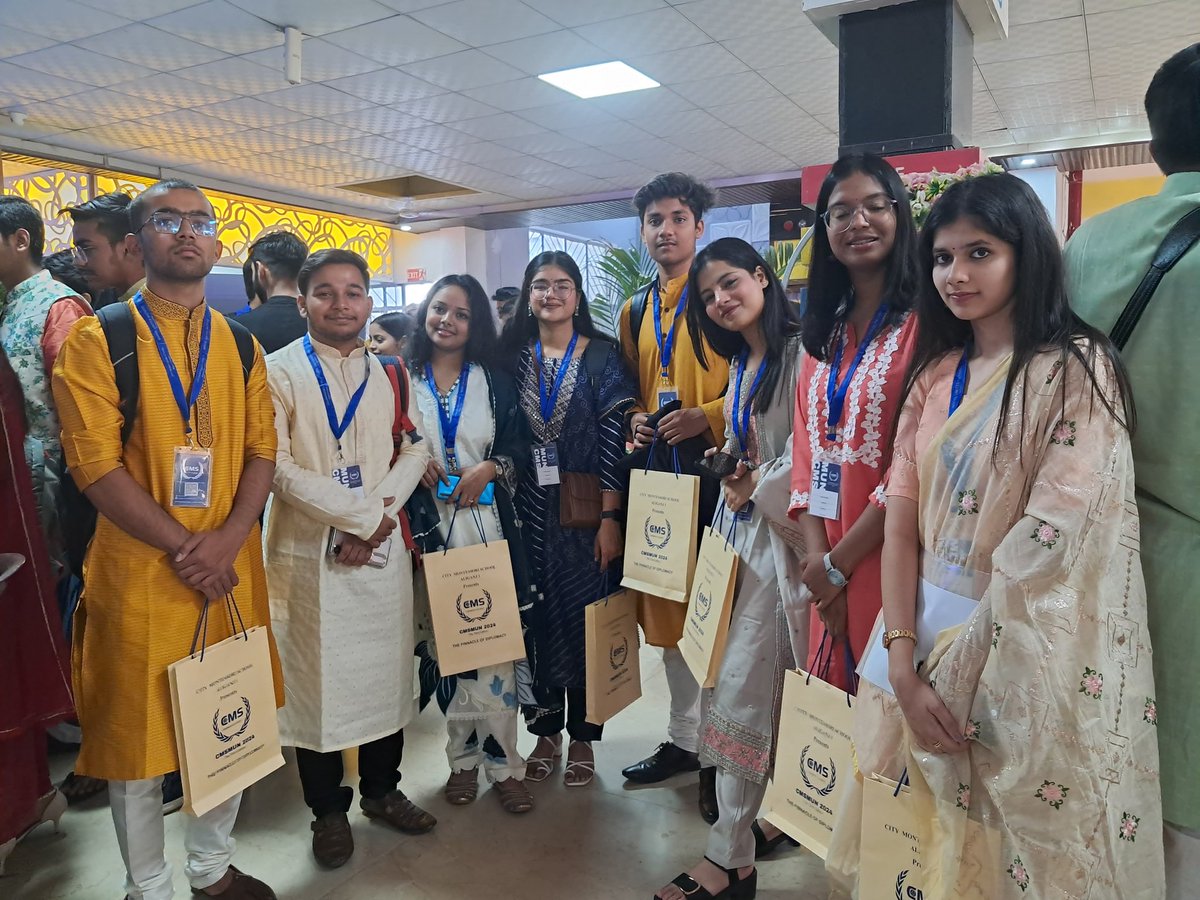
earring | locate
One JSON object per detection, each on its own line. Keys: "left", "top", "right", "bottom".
{"left": 527, "top": 305, "right": 534, "bottom": 317}
{"left": 573, "top": 305, "right": 579, "bottom": 317}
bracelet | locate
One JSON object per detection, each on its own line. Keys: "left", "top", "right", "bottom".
{"left": 600, "top": 510, "right": 623, "bottom": 522}
{"left": 882, "top": 628, "right": 918, "bottom": 650}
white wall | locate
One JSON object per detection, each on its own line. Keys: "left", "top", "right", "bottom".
{"left": 1012, "top": 166, "right": 1067, "bottom": 240}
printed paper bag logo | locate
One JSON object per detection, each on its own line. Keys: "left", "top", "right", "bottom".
{"left": 456, "top": 589, "right": 493, "bottom": 623}
{"left": 609, "top": 636, "right": 629, "bottom": 670}
{"left": 694, "top": 588, "right": 713, "bottom": 622}
{"left": 644, "top": 516, "right": 671, "bottom": 549}
{"left": 799, "top": 744, "right": 837, "bottom": 796}
{"left": 212, "top": 696, "right": 251, "bottom": 743}
{"left": 895, "top": 870, "right": 922, "bottom": 900}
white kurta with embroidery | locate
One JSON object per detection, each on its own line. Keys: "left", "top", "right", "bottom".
{"left": 265, "top": 338, "right": 430, "bottom": 752}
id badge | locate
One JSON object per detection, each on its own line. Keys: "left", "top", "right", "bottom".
{"left": 533, "top": 442, "right": 561, "bottom": 486}
{"left": 172, "top": 446, "right": 212, "bottom": 508}
{"left": 734, "top": 500, "right": 755, "bottom": 522}
{"left": 332, "top": 464, "right": 365, "bottom": 498}
{"left": 809, "top": 460, "right": 841, "bottom": 520}
{"left": 657, "top": 385, "right": 679, "bottom": 407}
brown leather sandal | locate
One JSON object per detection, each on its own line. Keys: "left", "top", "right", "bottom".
{"left": 444, "top": 767, "right": 479, "bottom": 805}
{"left": 493, "top": 777, "right": 534, "bottom": 814}
{"left": 360, "top": 790, "right": 437, "bottom": 834}
{"left": 189, "top": 866, "right": 277, "bottom": 898}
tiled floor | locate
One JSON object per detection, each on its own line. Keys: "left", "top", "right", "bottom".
{"left": 6, "top": 648, "right": 830, "bottom": 899}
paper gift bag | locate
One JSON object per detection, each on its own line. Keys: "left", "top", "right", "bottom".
{"left": 584, "top": 589, "right": 642, "bottom": 725}
{"left": 621, "top": 468, "right": 700, "bottom": 603}
{"left": 423, "top": 537, "right": 525, "bottom": 677}
{"left": 860, "top": 774, "right": 926, "bottom": 900}
{"left": 168, "top": 616, "right": 284, "bottom": 818}
{"left": 764, "top": 670, "right": 855, "bottom": 859}
{"left": 678, "top": 524, "right": 738, "bottom": 688}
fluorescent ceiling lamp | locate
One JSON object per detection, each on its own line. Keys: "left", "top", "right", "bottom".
{"left": 399, "top": 224, "right": 413, "bottom": 231}
{"left": 1019, "top": 157, "right": 1038, "bottom": 167}
{"left": 538, "top": 61, "right": 659, "bottom": 99}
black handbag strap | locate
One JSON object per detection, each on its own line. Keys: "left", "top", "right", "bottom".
{"left": 1109, "top": 206, "right": 1200, "bottom": 351}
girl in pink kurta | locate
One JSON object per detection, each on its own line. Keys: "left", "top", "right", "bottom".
{"left": 788, "top": 153, "right": 921, "bottom": 692}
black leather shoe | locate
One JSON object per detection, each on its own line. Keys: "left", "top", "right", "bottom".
{"left": 622, "top": 742, "right": 701, "bottom": 784}
{"left": 698, "top": 766, "right": 719, "bottom": 824}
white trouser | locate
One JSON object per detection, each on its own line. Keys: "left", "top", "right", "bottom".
{"left": 706, "top": 767, "right": 768, "bottom": 869}
{"left": 110, "top": 777, "right": 241, "bottom": 900}
{"left": 446, "top": 710, "right": 526, "bottom": 783}
{"left": 663, "top": 646, "right": 702, "bottom": 753}
{"left": 1166, "top": 821, "right": 1200, "bottom": 900}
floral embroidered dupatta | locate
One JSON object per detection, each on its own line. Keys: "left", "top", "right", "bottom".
{"left": 827, "top": 347, "right": 1164, "bottom": 899}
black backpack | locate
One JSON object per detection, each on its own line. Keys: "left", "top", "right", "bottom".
{"left": 59, "top": 302, "right": 256, "bottom": 578}
{"left": 627, "top": 281, "right": 653, "bottom": 357}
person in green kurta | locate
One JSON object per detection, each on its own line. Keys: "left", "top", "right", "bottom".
{"left": 1064, "top": 43, "right": 1200, "bottom": 900}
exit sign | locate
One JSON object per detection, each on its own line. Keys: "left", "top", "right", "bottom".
{"left": 406, "top": 268, "right": 426, "bottom": 282}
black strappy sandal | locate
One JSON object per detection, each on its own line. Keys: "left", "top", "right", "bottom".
{"left": 653, "top": 858, "right": 757, "bottom": 899}
{"left": 751, "top": 820, "right": 800, "bottom": 859}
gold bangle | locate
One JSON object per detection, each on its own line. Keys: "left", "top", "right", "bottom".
{"left": 882, "top": 628, "right": 918, "bottom": 650}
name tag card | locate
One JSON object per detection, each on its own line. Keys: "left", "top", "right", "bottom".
{"left": 533, "top": 443, "right": 560, "bottom": 486}
{"left": 172, "top": 446, "right": 212, "bottom": 508}
{"left": 809, "top": 460, "right": 841, "bottom": 520}
{"left": 657, "top": 386, "right": 679, "bottom": 407}
{"left": 332, "top": 464, "right": 364, "bottom": 497}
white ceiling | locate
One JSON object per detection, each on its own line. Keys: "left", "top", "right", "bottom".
{"left": 0, "top": 0, "right": 1195, "bottom": 226}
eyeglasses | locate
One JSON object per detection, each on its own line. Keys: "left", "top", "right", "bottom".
{"left": 530, "top": 281, "right": 576, "bottom": 299}
{"left": 135, "top": 211, "right": 219, "bottom": 238}
{"left": 71, "top": 244, "right": 90, "bottom": 263}
{"left": 822, "top": 197, "right": 898, "bottom": 232}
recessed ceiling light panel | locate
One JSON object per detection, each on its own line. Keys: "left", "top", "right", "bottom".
{"left": 538, "top": 61, "right": 659, "bottom": 99}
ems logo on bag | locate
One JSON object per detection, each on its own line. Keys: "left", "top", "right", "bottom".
{"left": 211, "top": 696, "right": 251, "bottom": 744}
{"left": 799, "top": 744, "right": 837, "bottom": 797}
{"left": 694, "top": 589, "right": 712, "bottom": 622}
{"left": 609, "top": 635, "right": 629, "bottom": 670}
{"left": 643, "top": 516, "right": 672, "bottom": 549}
{"left": 456, "top": 589, "right": 493, "bottom": 623}
{"left": 895, "top": 870, "right": 923, "bottom": 900}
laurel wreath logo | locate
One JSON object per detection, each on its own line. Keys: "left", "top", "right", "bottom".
{"left": 609, "top": 636, "right": 629, "bottom": 669}
{"left": 644, "top": 517, "right": 671, "bottom": 549}
{"left": 896, "top": 870, "right": 908, "bottom": 900}
{"left": 799, "top": 744, "right": 837, "bottom": 796}
{"left": 695, "top": 590, "right": 713, "bottom": 622}
{"left": 212, "top": 696, "right": 251, "bottom": 744}
{"left": 456, "top": 589, "right": 493, "bottom": 623}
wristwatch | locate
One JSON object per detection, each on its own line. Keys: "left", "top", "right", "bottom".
{"left": 600, "top": 510, "right": 623, "bottom": 522}
{"left": 822, "top": 552, "right": 848, "bottom": 588}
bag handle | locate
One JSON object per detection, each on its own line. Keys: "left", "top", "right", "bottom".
{"left": 642, "top": 435, "right": 683, "bottom": 477}
{"left": 188, "top": 593, "right": 248, "bottom": 661}
{"left": 1109, "top": 206, "right": 1200, "bottom": 351}
{"left": 441, "top": 503, "right": 489, "bottom": 552}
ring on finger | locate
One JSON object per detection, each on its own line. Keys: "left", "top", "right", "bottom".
{"left": 932, "top": 741, "right": 944, "bottom": 752}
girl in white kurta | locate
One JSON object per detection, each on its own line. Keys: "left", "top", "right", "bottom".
{"left": 408, "top": 273, "right": 534, "bottom": 815}
{"left": 264, "top": 251, "right": 435, "bottom": 863}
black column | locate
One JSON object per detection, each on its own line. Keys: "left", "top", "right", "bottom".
{"left": 838, "top": 0, "right": 974, "bottom": 156}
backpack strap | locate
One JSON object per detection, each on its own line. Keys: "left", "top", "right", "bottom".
{"left": 95, "top": 302, "right": 140, "bottom": 446}
{"left": 582, "top": 338, "right": 608, "bottom": 408}
{"left": 225, "top": 317, "right": 257, "bottom": 383}
{"left": 374, "top": 354, "right": 419, "bottom": 553}
{"left": 628, "top": 281, "right": 653, "bottom": 360}
{"left": 1109, "top": 206, "right": 1200, "bottom": 351}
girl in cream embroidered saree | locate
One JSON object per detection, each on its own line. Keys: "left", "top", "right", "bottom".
{"left": 827, "top": 174, "right": 1164, "bottom": 899}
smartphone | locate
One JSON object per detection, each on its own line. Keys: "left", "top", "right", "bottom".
{"left": 698, "top": 451, "right": 740, "bottom": 479}
{"left": 327, "top": 530, "right": 391, "bottom": 569}
{"left": 436, "top": 475, "right": 495, "bottom": 506}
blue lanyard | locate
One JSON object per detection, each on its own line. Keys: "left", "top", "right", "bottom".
{"left": 134, "top": 291, "right": 210, "bottom": 442}
{"left": 826, "top": 303, "right": 890, "bottom": 441}
{"left": 302, "top": 335, "right": 370, "bottom": 453}
{"left": 732, "top": 349, "right": 767, "bottom": 454}
{"left": 535, "top": 331, "right": 579, "bottom": 424}
{"left": 652, "top": 281, "right": 688, "bottom": 380}
{"left": 424, "top": 362, "right": 470, "bottom": 468}
{"left": 949, "top": 344, "right": 971, "bottom": 417}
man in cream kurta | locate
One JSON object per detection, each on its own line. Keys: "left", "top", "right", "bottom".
{"left": 264, "top": 248, "right": 433, "bottom": 869}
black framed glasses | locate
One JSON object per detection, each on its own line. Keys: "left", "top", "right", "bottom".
{"left": 135, "top": 211, "right": 218, "bottom": 237}
{"left": 821, "top": 197, "right": 898, "bottom": 233}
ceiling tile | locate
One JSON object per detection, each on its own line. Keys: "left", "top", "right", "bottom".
{"left": 677, "top": 0, "right": 806, "bottom": 40}
{"left": 539, "top": 146, "right": 622, "bottom": 168}
{"left": 1091, "top": 74, "right": 1151, "bottom": 103}
{"left": 991, "top": 77, "right": 1094, "bottom": 110}
{"left": 581, "top": 160, "right": 659, "bottom": 181}
{"left": 1002, "top": 99, "right": 1096, "bottom": 128}
{"left": 16, "top": 102, "right": 126, "bottom": 132}
{"left": 324, "top": 70, "right": 446, "bottom": 106}
{"left": 205, "top": 128, "right": 304, "bottom": 157}
{"left": 148, "top": 0, "right": 284, "bottom": 54}
{"left": 136, "top": 107, "right": 247, "bottom": 139}
{"left": 493, "top": 131, "right": 587, "bottom": 153}
{"left": 448, "top": 112, "right": 547, "bottom": 140}
{"left": 261, "top": 83, "right": 374, "bottom": 116}
{"left": 638, "top": 108, "right": 726, "bottom": 138}
{"left": 326, "top": 106, "right": 432, "bottom": 134}
{"left": 394, "top": 93, "right": 500, "bottom": 123}
{"left": 74, "top": 24, "right": 230, "bottom": 72}
{"left": 627, "top": 42, "right": 748, "bottom": 85}
{"left": 5, "top": 44, "right": 153, "bottom": 88}
{"left": 708, "top": 95, "right": 809, "bottom": 131}
{"left": 0, "top": 27, "right": 58, "bottom": 59}
{"left": 76, "top": 0, "right": 197, "bottom": 14}
{"left": 590, "top": 88, "right": 695, "bottom": 120}
{"left": 575, "top": 7, "right": 710, "bottom": 56}
{"left": 972, "top": 16, "right": 1086, "bottom": 64}
{"left": 242, "top": 38, "right": 384, "bottom": 83}
{"left": 461, "top": 77, "right": 568, "bottom": 112}
{"left": 5, "top": 0, "right": 130, "bottom": 42}
{"left": 722, "top": 22, "right": 838, "bottom": 69}
{"left": 482, "top": 30, "right": 612, "bottom": 76}
{"left": 759, "top": 58, "right": 839, "bottom": 115}
{"left": 227, "top": 0, "right": 398, "bottom": 35}
{"left": 1010, "top": 0, "right": 1082, "bottom": 25}
{"left": 384, "top": 122, "right": 471, "bottom": 148}
{"left": 176, "top": 57, "right": 291, "bottom": 94}
{"left": 435, "top": 140, "right": 526, "bottom": 163}
{"left": 322, "top": 15, "right": 467, "bottom": 67}
{"left": 977, "top": 51, "right": 1091, "bottom": 90}
{"left": 192, "top": 97, "right": 308, "bottom": 127}
{"left": 1093, "top": 97, "right": 1145, "bottom": 118}
{"left": 1095, "top": 113, "right": 1150, "bottom": 135}
{"left": 1086, "top": 1, "right": 1200, "bottom": 50}
{"left": 56, "top": 87, "right": 176, "bottom": 120}
{"left": 410, "top": 0, "right": 559, "bottom": 45}
{"left": 1083, "top": 0, "right": 1163, "bottom": 11}
{"left": 1010, "top": 120, "right": 1099, "bottom": 143}
{"left": 520, "top": 0, "right": 665, "bottom": 28}
{"left": 672, "top": 71, "right": 780, "bottom": 107}
{"left": 1089, "top": 33, "right": 1200, "bottom": 79}
{"left": 569, "top": 120, "right": 653, "bottom": 147}
{"left": 478, "top": 155, "right": 571, "bottom": 177}
{"left": 517, "top": 101, "right": 619, "bottom": 130}
{"left": 114, "top": 73, "right": 239, "bottom": 108}
{"left": 0, "top": 62, "right": 89, "bottom": 102}
{"left": 401, "top": 50, "right": 526, "bottom": 91}
{"left": 266, "top": 118, "right": 356, "bottom": 144}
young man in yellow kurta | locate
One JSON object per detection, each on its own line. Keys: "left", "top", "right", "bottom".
{"left": 52, "top": 179, "right": 281, "bottom": 900}
{"left": 618, "top": 174, "right": 727, "bottom": 820}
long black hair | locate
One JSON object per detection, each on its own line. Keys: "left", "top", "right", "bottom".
{"left": 905, "top": 172, "right": 1135, "bottom": 453}
{"left": 498, "top": 251, "right": 612, "bottom": 355}
{"left": 803, "top": 153, "right": 920, "bottom": 360}
{"left": 406, "top": 273, "right": 497, "bottom": 371}
{"left": 686, "top": 237, "right": 801, "bottom": 413}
